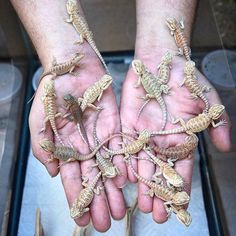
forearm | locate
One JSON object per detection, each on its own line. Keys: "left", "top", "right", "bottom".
{"left": 10, "top": 0, "right": 87, "bottom": 68}
{"left": 135, "top": 0, "right": 197, "bottom": 56}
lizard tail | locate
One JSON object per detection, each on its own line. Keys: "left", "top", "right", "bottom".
{"left": 87, "top": 38, "right": 110, "bottom": 75}
{"left": 77, "top": 123, "right": 89, "bottom": 146}
{"left": 199, "top": 93, "right": 209, "bottom": 113}
{"left": 158, "top": 98, "right": 168, "bottom": 131}
{"left": 137, "top": 99, "right": 150, "bottom": 121}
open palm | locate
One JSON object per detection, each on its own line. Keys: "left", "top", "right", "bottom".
{"left": 29, "top": 50, "right": 127, "bottom": 232}
{"left": 120, "top": 52, "right": 231, "bottom": 223}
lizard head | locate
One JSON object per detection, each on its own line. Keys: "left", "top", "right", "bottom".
{"left": 184, "top": 61, "right": 195, "bottom": 75}
{"left": 175, "top": 208, "right": 192, "bottom": 227}
{"left": 104, "top": 166, "right": 119, "bottom": 179}
{"left": 70, "top": 203, "right": 88, "bottom": 219}
{"left": 208, "top": 104, "right": 225, "bottom": 119}
{"left": 162, "top": 51, "right": 173, "bottom": 64}
{"left": 100, "top": 74, "right": 113, "bottom": 90}
{"left": 172, "top": 191, "right": 190, "bottom": 205}
{"left": 166, "top": 17, "right": 178, "bottom": 31}
{"left": 66, "top": 0, "right": 79, "bottom": 14}
{"left": 138, "top": 129, "right": 151, "bottom": 143}
{"left": 39, "top": 139, "right": 55, "bottom": 153}
{"left": 132, "top": 60, "right": 145, "bottom": 76}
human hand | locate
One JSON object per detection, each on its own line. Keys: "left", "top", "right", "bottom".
{"left": 120, "top": 48, "right": 231, "bottom": 223}
{"left": 29, "top": 43, "right": 127, "bottom": 232}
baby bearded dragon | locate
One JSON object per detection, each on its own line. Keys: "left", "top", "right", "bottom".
{"left": 70, "top": 171, "right": 102, "bottom": 219}
{"left": 181, "top": 61, "right": 211, "bottom": 112}
{"left": 144, "top": 149, "right": 184, "bottom": 188}
{"left": 39, "top": 53, "right": 84, "bottom": 82}
{"left": 78, "top": 74, "right": 112, "bottom": 112}
{"left": 103, "top": 129, "right": 151, "bottom": 158}
{"left": 63, "top": 94, "right": 89, "bottom": 145}
{"left": 125, "top": 157, "right": 190, "bottom": 206}
{"left": 41, "top": 80, "right": 63, "bottom": 145}
{"left": 39, "top": 134, "right": 121, "bottom": 164}
{"left": 132, "top": 60, "right": 169, "bottom": 130}
{"left": 91, "top": 111, "right": 120, "bottom": 179}
{"left": 65, "top": 0, "right": 109, "bottom": 74}
{"left": 151, "top": 104, "right": 226, "bottom": 136}
{"left": 151, "top": 134, "right": 199, "bottom": 163}
{"left": 157, "top": 51, "right": 173, "bottom": 85}
{"left": 168, "top": 204, "right": 192, "bottom": 227}
{"left": 166, "top": 17, "right": 191, "bottom": 61}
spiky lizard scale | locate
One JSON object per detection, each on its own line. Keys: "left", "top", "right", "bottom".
{"left": 166, "top": 17, "right": 191, "bottom": 61}
{"left": 66, "top": 0, "right": 109, "bottom": 74}
{"left": 70, "top": 172, "right": 102, "bottom": 219}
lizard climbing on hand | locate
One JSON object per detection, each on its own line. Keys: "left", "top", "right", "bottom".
{"left": 166, "top": 17, "right": 191, "bottom": 61}
{"left": 181, "top": 60, "right": 211, "bottom": 112}
{"left": 41, "top": 80, "right": 63, "bottom": 145}
{"left": 65, "top": 0, "right": 109, "bottom": 74}
{"left": 132, "top": 59, "right": 170, "bottom": 130}
{"left": 70, "top": 171, "right": 102, "bottom": 219}
{"left": 78, "top": 74, "right": 112, "bottom": 112}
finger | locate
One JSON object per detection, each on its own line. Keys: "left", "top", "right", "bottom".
{"left": 137, "top": 151, "right": 155, "bottom": 213}
{"left": 208, "top": 91, "right": 231, "bottom": 152}
{"left": 29, "top": 88, "right": 59, "bottom": 177}
{"left": 152, "top": 198, "right": 168, "bottom": 223}
{"left": 108, "top": 136, "right": 127, "bottom": 188}
{"left": 104, "top": 179, "right": 126, "bottom": 220}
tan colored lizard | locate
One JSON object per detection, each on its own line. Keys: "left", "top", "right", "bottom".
{"left": 125, "top": 157, "right": 190, "bottom": 206}
{"left": 63, "top": 94, "right": 89, "bottom": 145}
{"left": 39, "top": 134, "right": 121, "bottom": 164}
{"left": 65, "top": 0, "right": 109, "bottom": 74}
{"left": 166, "top": 17, "right": 191, "bottom": 61}
{"left": 151, "top": 134, "right": 199, "bottom": 163}
{"left": 157, "top": 51, "right": 173, "bottom": 85}
{"left": 144, "top": 149, "right": 184, "bottom": 188}
{"left": 78, "top": 74, "right": 112, "bottom": 112}
{"left": 150, "top": 104, "right": 226, "bottom": 136}
{"left": 90, "top": 110, "right": 120, "bottom": 179}
{"left": 102, "top": 129, "right": 151, "bottom": 158}
{"left": 181, "top": 60, "right": 211, "bottom": 112}
{"left": 41, "top": 80, "right": 63, "bottom": 145}
{"left": 70, "top": 171, "right": 102, "bottom": 219}
{"left": 132, "top": 59, "right": 170, "bottom": 130}
{"left": 39, "top": 53, "right": 84, "bottom": 83}
{"left": 168, "top": 204, "right": 192, "bottom": 227}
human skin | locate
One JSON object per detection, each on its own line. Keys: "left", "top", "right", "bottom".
{"left": 120, "top": 0, "right": 231, "bottom": 223}
{"left": 10, "top": 0, "right": 127, "bottom": 232}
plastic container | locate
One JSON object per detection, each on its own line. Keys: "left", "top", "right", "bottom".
{"left": 0, "top": 63, "right": 23, "bottom": 118}
{"left": 201, "top": 49, "right": 236, "bottom": 90}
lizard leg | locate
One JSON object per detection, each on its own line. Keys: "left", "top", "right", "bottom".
{"left": 145, "top": 189, "right": 154, "bottom": 198}
{"left": 202, "top": 85, "right": 211, "bottom": 92}
{"left": 64, "top": 15, "right": 73, "bottom": 23}
{"left": 94, "top": 185, "right": 104, "bottom": 195}
{"left": 55, "top": 112, "right": 62, "bottom": 118}
{"left": 44, "top": 155, "right": 55, "bottom": 164}
{"left": 152, "top": 171, "right": 163, "bottom": 185}
{"left": 69, "top": 65, "right": 76, "bottom": 75}
{"left": 134, "top": 77, "right": 141, "bottom": 88}
{"left": 177, "top": 48, "right": 184, "bottom": 56}
{"left": 179, "top": 78, "right": 186, "bottom": 87}
{"left": 40, "top": 117, "right": 49, "bottom": 132}
{"left": 87, "top": 103, "right": 103, "bottom": 110}
{"left": 189, "top": 93, "right": 198, "bottom": 100}
{"left": 180, "top": 19, "right": 185, "bottom": 29}
{"left": 211, "top": 119, "right": 227, "bottom": 128}
{"left": 81, "top": 177, "right": 89, "bottom": 187}
{"left": 165, "top": 205, "right": 173, "bottom": 218}
{"left": 97, "top": 91, "right": 104, "bottom": 102}
{"left": 167, "top": 158, "right": 176, "bottom": 166}
{"left": 75, "top": 35, "right": 84, "bottom": 45}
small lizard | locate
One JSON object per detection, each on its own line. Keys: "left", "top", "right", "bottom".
{"left": 151, "top": 104, "right": 226, "bottom": 136}
{"left": 70, "top": 171, "right": 102, "bottom": 219}
{"left": 144, "top": 149, "right": 184, "bottom": 188}
{"left": 39, "top": 134, "right": 121, "bottom": 164}
{"left": 125, "top": 157, "right": 190, "bottom": 206}
{"left": 63, "top": 94, "right": 89, "bottom": 145}
{"left": 132, "top": 60, "right": 170, "bottom": 130}
{"left": 151, "top": 134, "right": 199, "bottom": 164}
{"left": 39, "top": 53, "right": 84, "bottom": 83}
{"left": 65, "top": 0, "right": 109, "bottom": 74}
{"left": 157, "top": 51, "right": 173, "bottom": 85}
{"left": 168, "top": 204, "right": 192, "bottom": 227}
{"left": 91, "top": 110, "right": 120, "bottom": 179}
{"left": 41, "top": 80, "right": 63, "bottom": 145}
{"left": 78, "top": 74, "right": 112, "bottom": 112}
{"left": 166, "top": 17, "right": 191, "bottom": 61}
{"left": 102, "top": 129, "right": 151, "bottom": 158}
{"left": 181, "top": 60, "right": 211, "bottom": 112}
